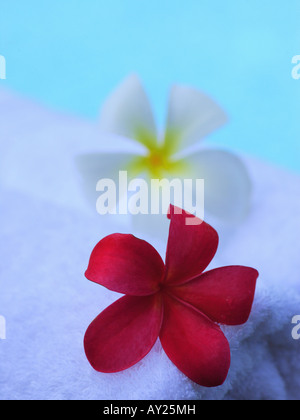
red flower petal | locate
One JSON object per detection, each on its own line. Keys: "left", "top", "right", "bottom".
{"left": 84, "top": 294, "right": 163, "bottom": 373}
{"left": 170, "top": 266, "right": 259, "bottom": 325}
{"left": 160, "top": 293, "right": 231, "bottom": 387}
{"left": 85, "top": 234, "right": 165, "bottom": 295}
{"left": 164, "top": 205, "right": 219, "bottom": 286}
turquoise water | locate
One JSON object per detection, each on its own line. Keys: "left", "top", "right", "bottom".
{"left": 0, "top": 0, "right": 300, "bottom": 172}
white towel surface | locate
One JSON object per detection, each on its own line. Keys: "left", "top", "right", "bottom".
{"left": 0, "top": 89, "right": 300, "bottom": 400}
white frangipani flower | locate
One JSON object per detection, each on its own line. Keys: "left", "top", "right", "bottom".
{"left": 77, "top": 74, "right": 251, "bottom": 225}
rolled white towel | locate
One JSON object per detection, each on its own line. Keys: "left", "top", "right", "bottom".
{"left": 0, "top": 89, "right": 299, "bottom": 400}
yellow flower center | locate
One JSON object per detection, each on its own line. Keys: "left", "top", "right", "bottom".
{"left": 128, "top": 143, "right": 188, "bottom": 180}
{"left": 126, "top": 127, "right": 188, "bottom": 180}
{"left": 148, "top": 150, "right": 165, "bottom": 168}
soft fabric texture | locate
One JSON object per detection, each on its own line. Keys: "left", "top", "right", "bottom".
{"left": 0, "top": 88, "right": 300, "bottom": 400}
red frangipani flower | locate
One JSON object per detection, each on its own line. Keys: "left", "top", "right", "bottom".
{"left": 84, "top": 206, "right": 258, "bottom": 387}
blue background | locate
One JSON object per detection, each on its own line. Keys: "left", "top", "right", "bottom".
{"left": 0, "top": 0, "right": 299, "bottom": 172}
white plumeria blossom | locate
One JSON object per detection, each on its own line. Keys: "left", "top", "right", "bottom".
{"left": 76, "top": 74, "right": 251, "bottom": 225}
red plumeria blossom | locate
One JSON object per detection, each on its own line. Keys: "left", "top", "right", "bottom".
{"left": 84, "top": 205, "right": 258, "bottom": 387}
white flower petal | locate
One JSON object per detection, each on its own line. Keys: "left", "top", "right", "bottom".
{"left": 183, "top": 148, "right": 252, "bottom": 223}
{"left": 75, "top": 152, "right": 137, "bottom": 207}
{"left": 164, "top": 85, "right": 228, "bottom": 153}
{"left": 99, "top": 74, "right": 157, "bottom": 149}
